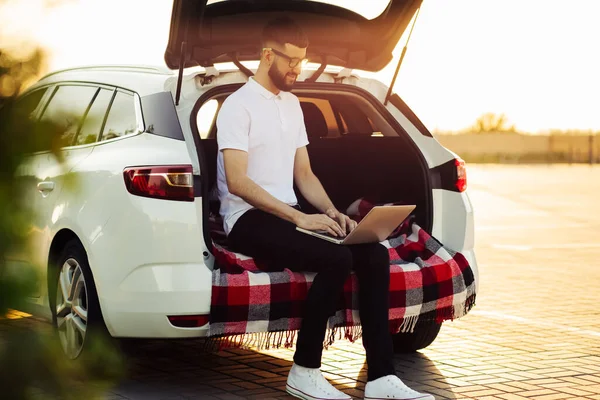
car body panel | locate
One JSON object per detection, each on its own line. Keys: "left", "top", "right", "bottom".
{"left": 54, "top": 133, "right": 212, "bottom": 336}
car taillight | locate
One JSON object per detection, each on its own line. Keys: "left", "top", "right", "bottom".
{"left": 167, "top": 314, "right": 209, "bottom": 328}
{"left": 123, "top": 165, "right": 194, "bottom": 202}
{"left": 455, "top": 158, "right": 467, "bottom": 192}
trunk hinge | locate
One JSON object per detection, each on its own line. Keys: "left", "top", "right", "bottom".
{"left": 334, "top": 68, "right": 354, "bottom": 83}
{"left": 195, "top": 66, "right": 220, "bottom": 87}
{"left": 175, "top": 41, "right": 187, "bottom": 106}
{"left": 384, "top": 6, "right": 421, "bottom": 106}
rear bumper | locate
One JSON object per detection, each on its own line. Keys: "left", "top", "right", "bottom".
{"left": 104, "top": 309, "right": 210, "bottom": 339}
{"left": 459, "top": 248, "right": 479, "bottom": 294}
{"left": 85, "top": 192, "right": 214, "bottom": 338}
{"left": 431, "top": 189, "right": 479, "bottom": 291}
{"left": 431, "top": 189, "right": 475, "bottom": 251}
{"left": 99, "top": 262, "right": 213, "bottom": 338}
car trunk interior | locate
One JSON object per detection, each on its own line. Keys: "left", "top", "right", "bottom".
{"left": 193, "top": 83, "right": 431, "bottom": 249}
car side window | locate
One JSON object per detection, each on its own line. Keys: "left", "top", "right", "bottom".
{"left": 100, "top": 91, "right": 138, "bottom": 142}
{"left": 75, "top": 88, "right": 114, "bottom": 146}
{"left": 40, "top": 85, "right": 98, "bottom": 148}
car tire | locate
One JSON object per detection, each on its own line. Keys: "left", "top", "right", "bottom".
{"left": 392, "top": 319, "right": 442, "bottom": 353}
{"left": 49, "top": 239, "right": 110, "bottom": 360}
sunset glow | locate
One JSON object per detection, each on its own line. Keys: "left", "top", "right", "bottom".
{"left": 1, "top": 0, "right": 599, "bottom": 133}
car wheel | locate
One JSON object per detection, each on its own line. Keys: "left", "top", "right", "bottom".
{"left": 51, "top": 239, "right": 107, "bottom": 360}
{"left": 392, "top": 319, "right": 442, "bottom": 353}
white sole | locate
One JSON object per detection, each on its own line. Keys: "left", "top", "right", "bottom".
{"left": 286, "top": 383, "right": 352, "bottom": 400}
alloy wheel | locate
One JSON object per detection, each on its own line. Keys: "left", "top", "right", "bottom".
{"left": 55, "top": 258, "right": 88, "bottom": 359}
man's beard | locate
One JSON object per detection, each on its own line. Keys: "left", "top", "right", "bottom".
{"left": 269, "top": 63, "right": 297, "bottom": 92}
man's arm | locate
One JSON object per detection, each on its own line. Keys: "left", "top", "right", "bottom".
{"left": 224, "top": 149, "right": 345, "bottom": 236}
{"left": 293, "top": 146, "right": 357, "bottom": 234}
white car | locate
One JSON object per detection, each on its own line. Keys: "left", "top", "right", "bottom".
{"left": 14, "top": 0, "right": 478, "bottom": 359}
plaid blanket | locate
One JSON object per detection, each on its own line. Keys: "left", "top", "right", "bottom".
{"left": 207, "top": 199, "right": 476, "bottom": 350}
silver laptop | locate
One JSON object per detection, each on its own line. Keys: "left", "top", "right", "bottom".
{"left": 296, "top": 205, "right": 416, "bottom": 245}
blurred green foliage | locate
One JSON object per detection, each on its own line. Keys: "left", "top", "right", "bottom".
{"left": 0, "top": 23, "right": 124, "bottom": 400}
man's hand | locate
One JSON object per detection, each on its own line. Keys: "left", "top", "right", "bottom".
{"left": 325, "top": 208, "right": 358, "bottom": 235}
{"left": 295, "top": 213, "right": 345, "bottom": 237}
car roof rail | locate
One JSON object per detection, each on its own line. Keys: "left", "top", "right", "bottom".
{"left": 43, "top": 64, "right": 174, "bottom": 79}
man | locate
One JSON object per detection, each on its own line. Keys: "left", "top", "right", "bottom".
{"left": 216, "top": 16, "right": 434, "bottom": 400}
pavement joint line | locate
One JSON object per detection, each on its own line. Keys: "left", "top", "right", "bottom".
{"left": 467, "top": 184, "right": 595, "bottom": 225}
{"left": 469, "top": 310, "right": 600, "bottom": 339}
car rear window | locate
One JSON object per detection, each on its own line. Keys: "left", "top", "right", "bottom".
{"left": 303, "top": 0, "right": 390, "bottom": 19}
{"left": 206, "top": 0, "right": 391, "bottom": 20}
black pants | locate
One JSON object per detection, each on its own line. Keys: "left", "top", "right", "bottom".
{"left": 228, "top": 208, "right": 395, "bottom": 381}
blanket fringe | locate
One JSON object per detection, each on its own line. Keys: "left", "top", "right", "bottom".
{"left": 434, "top": 293, "right": 477, "bottom": 323}
{"left": 322, "top": 324, "right": 364, "bottom": 350}
{"left": 400, "top": 314, "right": 420, "bottom": 333}
{"left": 202, "top": 326, "right": 356, "bottom": 353}
{"left": 465, "top": 293, "right": 477, "bottom": 313}
{"left": 344, "top": 324, "right": 363, "bottom": 343}
{"left": 203, "top": 294, "right": 477, "bottom": 352}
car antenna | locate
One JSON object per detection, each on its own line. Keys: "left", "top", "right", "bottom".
{"left": 384, "top": 6, "right": 421, "bottom": 106}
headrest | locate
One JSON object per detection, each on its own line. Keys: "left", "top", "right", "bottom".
{"left": 300, "top": 102, "right": 328, "bottom": 139}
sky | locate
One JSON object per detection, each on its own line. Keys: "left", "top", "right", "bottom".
{"left": 1, "top": 0, "right": 599, "bottom": 134}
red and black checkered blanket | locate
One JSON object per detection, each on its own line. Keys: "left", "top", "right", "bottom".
{"left": 207, "top": 199, "right": 476, "bottom": 350}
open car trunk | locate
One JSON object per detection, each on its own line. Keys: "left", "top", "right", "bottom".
{"left": 191, "top": 83, "right": 432, "bottom": 250}
{"left": 166, "top": 0, "right": 422, "bottom": 72}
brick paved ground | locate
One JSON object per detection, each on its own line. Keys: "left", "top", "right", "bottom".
{"left": 3, "top": 165, "right": 600, "bottom": 399}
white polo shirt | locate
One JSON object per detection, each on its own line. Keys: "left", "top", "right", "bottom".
{"left": 216, "top": 77, "right": 309, "bottom": 235}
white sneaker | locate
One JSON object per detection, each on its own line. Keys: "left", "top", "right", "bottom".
{"left": 364, "top": 375, "right": 435, "bottom": 400}
{"left": 286, "top": 363, "right": 352, "bottom": 400}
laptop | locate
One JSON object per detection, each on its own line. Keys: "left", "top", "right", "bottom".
{"left": 296, "top": 205, "right": 416, "bottom": 245}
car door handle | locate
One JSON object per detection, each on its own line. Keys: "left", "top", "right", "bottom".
{"left": 37, "top": 181, "right": 55, "bottom": 192}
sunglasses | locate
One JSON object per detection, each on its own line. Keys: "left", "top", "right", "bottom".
{"left": 263, "top": 47, "right": 308, "bottom": 69}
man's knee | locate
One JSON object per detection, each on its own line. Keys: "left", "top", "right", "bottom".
{"left": 365, "top": 243, "right": 390, "bottom": 268}
{"left": 328, "top": 247, "right": 353, "bottom": 277}
{"left": 352, "top": 243, "right": 390, "bottom": 281}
